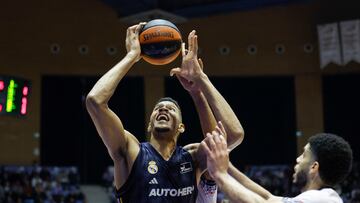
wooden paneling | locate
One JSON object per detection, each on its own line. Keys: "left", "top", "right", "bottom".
{"left": 0, "top": 0, "right": 359, "bottom": 163}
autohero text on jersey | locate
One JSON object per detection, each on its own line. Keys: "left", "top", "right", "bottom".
{"left": 148, "top": 186, "right": 194, "bottom": 197}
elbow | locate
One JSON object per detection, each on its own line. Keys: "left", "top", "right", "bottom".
{"left": 85, "top": 94, "right": 97, "bottom": 110}
{"left": 228, "top": 128, "right": 245, "bottom": 150}
{"left": 85, "top": 93, "right": 107, "bottom": 111}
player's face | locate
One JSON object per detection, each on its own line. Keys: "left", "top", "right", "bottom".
{"left": 292, "top": 144, "right": 315, "bottom": 188}
{"left": 149, "top": 101, "right": 182, "bottom": 134}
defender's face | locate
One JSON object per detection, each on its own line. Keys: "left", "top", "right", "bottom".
{"left": 293, "top": 144, "right": 315, "bottom": 186}
{"left": 149, "top": 101, "right": 182, "bottom": 134}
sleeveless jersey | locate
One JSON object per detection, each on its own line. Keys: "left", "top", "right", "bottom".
{"left": 116, "top": 142, "right": 198, "bottom": 203}
{"left": 196, "top": 176, "right": 217, "bottom": 203}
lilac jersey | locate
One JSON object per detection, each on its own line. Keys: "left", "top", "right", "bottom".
{"left": 282, "top": 188, "right": 343, "bottom": 203}
{"left": 196, "top": 176, "right": 217, "bottom": 203}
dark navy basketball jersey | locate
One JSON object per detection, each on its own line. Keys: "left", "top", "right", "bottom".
{"left": 116, "top": 142, "right": 198, "bottom": 203}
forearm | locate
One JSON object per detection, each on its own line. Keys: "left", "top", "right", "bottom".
{"left": 85, "top": 54, "right": 137, "bottom": 155}
{"left": 228, "top": 163, "right": 272, "bottom": 199}
{"left": 190, "top": 91, "right": 217, "bottom": 136}
{"left": 87, "top": 53, "right": 137, "bottom": 104}
{"left": 215, "top": 173, "right": 267, "bottom": 203}
{"left": 198, "top": 74, "right": 244, "bottom": 149}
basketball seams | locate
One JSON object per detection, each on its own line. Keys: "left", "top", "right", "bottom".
{"left": 142, "top": 19, "right": 180, "bottom": 32}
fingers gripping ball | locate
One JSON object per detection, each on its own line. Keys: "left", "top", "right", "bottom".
{"left": 140, "top": 19, "right": 182, "bottom": 65}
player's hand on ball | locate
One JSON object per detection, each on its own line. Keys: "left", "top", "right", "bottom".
{"left": 126, "top": 22, "right": 146, "bottom": 62}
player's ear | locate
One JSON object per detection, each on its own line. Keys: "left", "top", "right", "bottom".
{"left": 309, "top": 161, "right": 319, "bottom": 176}
{"left": 147, "top": 122, "right": 152, "bottom": 133}
{"left": 311, "top": 161, "right": 319, "bottom": 170}
{"left": 178, "top": 123, "right": 185, "bottom": 133}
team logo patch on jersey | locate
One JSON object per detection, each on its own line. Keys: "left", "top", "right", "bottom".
{"left": 148, "top": 161, "right": 158, "bottom": 174}
{"left": 180, "top": 162, "right": 192, "bottom": 174}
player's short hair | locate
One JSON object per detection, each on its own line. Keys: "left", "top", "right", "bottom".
{"left": 157, "top": 97, "right": 182, "bottom": 119}
{"left": 308, "top": 133, "right": 353, "bottom": 186}
{"left": 157, "top": 97, "right": 181, "bottom": 111}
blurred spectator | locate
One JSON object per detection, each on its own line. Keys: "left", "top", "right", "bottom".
{"left": 102, "top": 166, "right": 116, "bottom": 203}
{"left": 68, "top": 167, "right": 79, "bottom": 186}
{"left": 102, "top": 167, "right": 113, "bottom": 189}
{"left": 0, "top": 166, "right": 86, "bottom": 203}
{"left": 0, "top": 183, "right": 5, "bottom": 202}
{"left": 351, "top": 189, "right": 360, "bottom": 203}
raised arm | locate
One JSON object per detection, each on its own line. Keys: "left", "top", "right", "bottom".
{"left": 201, "top": 126, "right": 282, "bottom": 203}
{"left": 196, "top": 71, "right": 244, "bottom": 150}
{"left": 171, "top": 30, "right": 244, "bottom": 150}
{"left": 174, "top": 33, "right": 217, "bottom": 181}
{"left": 228, "top": 163, "right": 272, "bottom": 200}
{"left": 85, "top": 23, "right": 145, "bottom": 189}
{"left": 175, "top": 54, "right": 217, "bottom": 137}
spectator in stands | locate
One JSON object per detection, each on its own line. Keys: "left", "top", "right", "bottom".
{"left": 0, "top": 166, "right": 85, "bottom": 203}
{"left": 68, "top": 167, "right": 79, "bottom": 186}
{"left": 351, "top": 189, "right": 360, "bottom": 203}
{"left": 0, "top": 183, "right": 5, "bottom": 202}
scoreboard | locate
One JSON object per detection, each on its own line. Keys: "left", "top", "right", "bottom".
{"left": 0, "top": 76, "right": 30, "bottom": 116}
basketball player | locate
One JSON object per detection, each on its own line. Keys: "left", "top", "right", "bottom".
{"left": 86, "top": 23, "right": 244, "bottom": 202}
{"left": 201, "top": 129, "right": 353, "bottom": 203}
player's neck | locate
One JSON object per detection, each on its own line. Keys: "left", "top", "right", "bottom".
{"left": 302, "top": 177, "right": 325, "bottom": 192}
{"left": 150, "top": 137, "right": 177, "bottom": 161}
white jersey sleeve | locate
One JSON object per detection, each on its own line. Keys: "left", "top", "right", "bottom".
{"left": 196, "top": 177, "right": 217, "bottom": 203}
{"left": 282, "top": 188, "right": 343, "bottom": 203}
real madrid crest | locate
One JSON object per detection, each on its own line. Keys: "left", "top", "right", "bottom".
{"left": 148, "top": 160, "right": 158, "bottom": 174}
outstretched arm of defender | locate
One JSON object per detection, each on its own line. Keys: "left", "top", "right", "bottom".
{"left": 174, "top": 42, "right": 217, "bottom": 137}
{"left": 173, "top": 32, "right": 216, "bottom": 136}
{"left": 228, "top": 163, "right": 273, "bottom": 200}
{"left": 171, "top": 31, "right": 244, "bottom": 149}
{"left": 202, "top": 129, "right": 282, "bottom": 203}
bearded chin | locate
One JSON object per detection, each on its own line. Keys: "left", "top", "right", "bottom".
{"left": 293, "top": 170, "right": 308, "bottom": 191}
{"left": 154, "top": 127, "right": 171, "bottom": 133}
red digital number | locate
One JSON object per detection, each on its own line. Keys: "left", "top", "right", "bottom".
{"left": 0, "top": 81, "right": 4, "bottom": 91}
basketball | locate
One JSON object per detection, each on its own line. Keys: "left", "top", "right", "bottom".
{"left": 139, "top": 19, "right": 182, "bottom": 65}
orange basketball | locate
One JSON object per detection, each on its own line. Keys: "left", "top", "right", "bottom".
{"left": 139, "top": 19, "right": 182, "bottom": 65}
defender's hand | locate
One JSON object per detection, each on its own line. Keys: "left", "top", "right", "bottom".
{"left": 175, "top": 58, "right": 204, "bottom": 93}
{"left": 170, "top": 30, "right": 206, "bottom": 90}
{"left": 201, "top": 121, "right": 229, "bottom": 180}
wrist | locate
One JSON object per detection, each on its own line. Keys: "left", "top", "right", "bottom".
{"left": 197, "top": 73, "right": 209, "bottom": 89}
{"left": 126, "top": 51, "right": 140, "bottom": 61}
{"left": 189, "top": 89, "right": 202, "bottom": 96}
{"left": 197, "top": 72, "right": 209, "bottom": 84}
{"left": 212, "top": 172, "right": 229, "bottom": 187}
